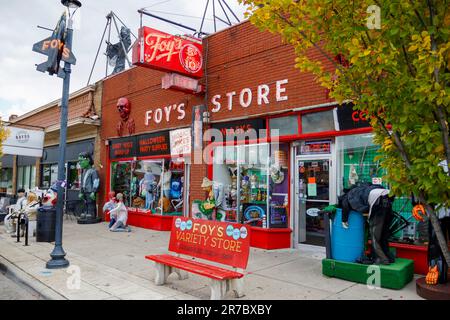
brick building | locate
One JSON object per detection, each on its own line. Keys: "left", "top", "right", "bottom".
{"left": 100, "top": 20, "right": 381, "bottom": 250}
{"left": 2, "top": 82, "right": 102, "bottom": 214}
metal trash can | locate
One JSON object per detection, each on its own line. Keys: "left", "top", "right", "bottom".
{"left": 36, "top": 207, "right": 56, "bottom": 242}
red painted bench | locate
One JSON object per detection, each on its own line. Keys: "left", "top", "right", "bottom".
{"left": 145, "top": 217, "right": 251, "bottom": 300}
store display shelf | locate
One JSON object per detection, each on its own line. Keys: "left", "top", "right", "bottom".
{"left": 249, "top": 226, "right": 292, "bottom": 250}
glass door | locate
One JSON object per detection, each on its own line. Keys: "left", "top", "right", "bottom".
{"left": 296, "top": 157, "right": 331, "bottom": 246}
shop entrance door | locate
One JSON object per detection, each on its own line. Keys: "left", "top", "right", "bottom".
{"left": 296, "top": 157, "right": 332, "bottom": 246}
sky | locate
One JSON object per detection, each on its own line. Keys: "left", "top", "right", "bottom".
{"left": 0, "top": 0, "right": 247, "bottom": 120}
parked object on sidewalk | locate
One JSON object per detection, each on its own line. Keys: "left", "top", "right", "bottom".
{"left": 4, "top": 189, "right": 27, "bottom": 236}
{"left": 36, "top": 207, "right": 56, "bottom": 242}
{"left": 338, "top": 183, "right": 397, "bottom": 265}
{"left": 331, "top": 209, "right": 365, "bottom": 263}
{"left": 322, "top": 257, "right": 414, "bottom": 290}
{"left": 145, "top": 217, "right": 250, "bottom": 300}
{"left": 77, "top": 152, "right": 102, "bottom": 224}
{"left": 108, "top": 193, "right": 130, "bottom": 232}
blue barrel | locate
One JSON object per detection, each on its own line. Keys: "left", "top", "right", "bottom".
{"left": 331, "top": 208, "right": 364, "bottom": 262}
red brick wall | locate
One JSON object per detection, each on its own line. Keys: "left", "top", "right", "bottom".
{"left": 100, "top": 20, "right": 335, "bottom": 217}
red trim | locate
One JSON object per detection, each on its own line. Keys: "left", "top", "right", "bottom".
{"left": 250, "top": 227, "right": 292, "bottom": 249}
{"left": 106, "top": 144, "right": 111, "bottom": 203}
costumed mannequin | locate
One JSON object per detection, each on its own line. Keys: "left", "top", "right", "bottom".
{"left": 199, "top": 177, "right": 216, "bottom": 219}
{"left": 103, "top": 191, "right": 117, "bottom": 228}
{"left": 140, "top": 166, "right": 156, "bottom": 210}
{"left": 339, "top": 183, "right": 395, "bottom": 265}
{"left": 4, "top": 188, "right": 27, "bottom": 236}
{"left": 108, "top": 193, "right": 131, "bottom": 232}
{"left": 157, "top": 162, "right": 172, "bottom": 213}
{"left": 412, "top": 160, "right": 449, "bottom": 285}
{"left": 23, "top": 192, "right": 40, "bottom": 237}
{"left": 78, "top": 152, "right": 101, "bottom": 223}
{"left": 116, "top": 97, "right": 135, "bottom": 137}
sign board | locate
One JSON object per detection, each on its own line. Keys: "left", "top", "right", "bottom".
{"left": 300, "top": 140, "right": 332, "bottom": 155}
{"left": 137, "top": 131, "right": 170, "bottom": 157}
{"left": 210, "top": 118, "right": 267, "bottom": 141}
{"left": 162, "top": 73, "right": 203, "bottom": 94}
{"left": 169, "top": 217, "right": 250, "bottom": 269}
{"left": 2, "top": 126, "right": 44, "bottom": 157}
{"left": 133, "top": 27, "right": 203, "bottom": 78}
{"left": 170, "top": 128, "right": 191, "bottom": 156}
{"left": 109, "top": 136, "right": 137, "bottom": 160}
{"left": 336, "top": 102, "right": 371, "bottom": 131}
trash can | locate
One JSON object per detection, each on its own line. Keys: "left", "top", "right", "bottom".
{"left": 36, "top": 207, "right": 56, "bottom": 242}
{"left": 331, "top": 208, "right": 365, "bottom": 262}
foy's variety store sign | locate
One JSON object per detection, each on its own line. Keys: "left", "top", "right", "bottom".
{"left": 169, "top": 217, "right": 250, "bottom": 269}
{"left": 133, "top": 27, "right": 203, "bottom": 78}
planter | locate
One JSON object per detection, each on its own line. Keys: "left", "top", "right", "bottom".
{"left": 249, "top": 227, "right": 292, "bottom": 249}
{"left": 104, "top": 210, "right": 174, "bottom": 231}
{"left": 389, "top": 242, "right": 428, "bottom": 275}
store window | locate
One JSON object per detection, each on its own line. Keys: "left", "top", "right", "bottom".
{"left": 67, "top": 162, "right": 81, "bottom": 190}
{"left": 269, "top": 115, "right": 299, "bottom": 137}
{"left": 211, "top": 143, "right": 289, "bottom": 228}
{"left": 301, "top": 110, "right": 335, "bottom": 134}
{"left": 110, "top": 159, "right": 184, "bottom": 215}
{"left": 42, "top": 164, "right": 58, "bottom": 189}
{"left": 336, "top": 133, "right": 426, "bottom": 245}
{"left": 17, "top": 165, "right": 36, "bottom": 191}
{"left": 0, "top": 168, "right": 13, "bottom": 194}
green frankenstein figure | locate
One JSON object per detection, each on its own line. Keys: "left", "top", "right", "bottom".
{"left": 78, "top": 152, "right": 100, "bottom": 221}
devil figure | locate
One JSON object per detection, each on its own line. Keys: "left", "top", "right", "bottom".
{"left": 116, "top": 97, "right": 135, "bottom": 137}
{"left": 78, "top": 152, "right": 100, "bottom": 222}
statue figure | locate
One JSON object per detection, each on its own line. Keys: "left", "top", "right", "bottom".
{"left": 78, "top": 152, "right": 100, "bottom": 223}
{"left": 106, "top": 26, "right": 131, "bottom": 74}
{"left": 4, "top": 188, "right": 27, "bottom": 236}
{"left": 116, "top": 97, "right": 135, "bottom": 137}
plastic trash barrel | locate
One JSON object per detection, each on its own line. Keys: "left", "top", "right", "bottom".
{"left": 36, "top": 207, "right": 56, "bottom": 242}
{"left": 331, "top": 208, "right": 365, "bottom": 262}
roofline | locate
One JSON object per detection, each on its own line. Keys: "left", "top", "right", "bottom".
{"left": 10, "top": 85, "right": 96, "bottom": 123}
{"left": 203, "top": 19, "right": 250, "bottom": 39}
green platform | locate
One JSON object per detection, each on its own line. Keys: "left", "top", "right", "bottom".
{"left": 322, "top": 258, "right": 414, "bottom": 290}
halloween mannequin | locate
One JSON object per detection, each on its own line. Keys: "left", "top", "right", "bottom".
{"left": 116, "top": 97, "right": 135, "bottom": 136}
{"left": 23, "top": 192, "right": 39, "bottom": 237}
{"left": 412, "top": 160, "right": 449, "bottom": 285}
{"left": 140, "top": 165, "right": 156, "bottom": 210}
{"left": 4, "top": 188, "right": 27, "bottom": 236}
{"left": 78, "top": 152, "right": 100, "bottom": 223}
{"left": 199, "top": 177, "right": 216, "bottom": 219}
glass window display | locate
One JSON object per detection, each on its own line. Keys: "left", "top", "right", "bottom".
{"left": 0, "top": 168, "right": 12, "bottom": 194}
{"left": 211, "top": 143, "right": 289, "bottom": 228}
{"left": 110, "top": 159, "right": 184, "bottom": 215}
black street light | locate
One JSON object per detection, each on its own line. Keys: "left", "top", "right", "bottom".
{"left": 46, "top": 0, "right": 82, "bottom": 269}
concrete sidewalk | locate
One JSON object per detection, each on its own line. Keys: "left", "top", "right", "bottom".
{"left": 0, "top": 218, "right": 423, "bottom": 300}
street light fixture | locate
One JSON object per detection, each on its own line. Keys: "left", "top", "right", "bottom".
{"left": 46, "top": 0, "right": 82, "bottom": 270}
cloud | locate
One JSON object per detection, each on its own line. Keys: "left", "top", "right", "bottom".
{"left": 0, "top": 0, "right": 246, "bottom": 120}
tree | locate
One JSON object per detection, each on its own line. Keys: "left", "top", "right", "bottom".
{"left": 241, "top": 0, "right": 450, "bottom": 264}
{"left": 0, "top": 119, "right": 9, "bottom": 162}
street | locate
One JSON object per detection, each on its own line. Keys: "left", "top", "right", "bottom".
{"left": 0, "top": 270, "right": 43, "bottom": 300}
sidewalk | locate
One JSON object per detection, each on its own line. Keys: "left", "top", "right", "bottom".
{"left": 0, "top": 218, "right": 423, "bottom": 300}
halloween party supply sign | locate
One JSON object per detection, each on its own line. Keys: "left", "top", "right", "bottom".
{"left": 132, "top": 27, "right": 203, "bottom": 78}
{"left": 169, "top": 217, "right": 250, "bottom": 269}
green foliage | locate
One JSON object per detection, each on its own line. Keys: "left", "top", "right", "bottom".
{"left": 241, "top": 0, "right": 450, "bottom": 207}
{"left": 0, "top": 119, "right": 10, "bottom": 165}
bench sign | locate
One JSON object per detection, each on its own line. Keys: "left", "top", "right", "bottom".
{"left": 170, "top": 217, "right": 250, "bottom": 269}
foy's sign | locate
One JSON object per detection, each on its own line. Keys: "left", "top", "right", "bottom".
{"left": 133, "top": 27, "right": 203, "bottom": 78}
{"left": 169, "top": 217, "right": 250, "bottom": 269}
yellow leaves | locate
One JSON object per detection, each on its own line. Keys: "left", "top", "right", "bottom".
{"left": 434, "top": 145, "right": 444, "bottom": 154}
{"left": 352, "top": 38, "right": 359, "bottom": 46}
{"left": 408, "top": 45, "right": 418, "bottom": 52}
{"left": 350, "top": 55, "right": 359, "bottom": 64}
{"left": 363, "top": 49, "right": 371, "bottom": 56}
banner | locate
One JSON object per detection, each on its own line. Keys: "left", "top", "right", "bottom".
{"left": 170, "top": 128, "right": 191, "bottom": 156}
{"left": 2, "top": 126, "right": 44, "bottom": 157}
{"left": 169, "top": 217, "right": 250, "bottom": 269}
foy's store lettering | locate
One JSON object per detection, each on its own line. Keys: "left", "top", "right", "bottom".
{"left": 145, "top": 103, "right": 185, "bottom": 125}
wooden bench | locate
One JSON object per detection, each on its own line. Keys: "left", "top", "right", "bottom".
{"left": 145, "top": 217, "right": 250, "bottom": 300}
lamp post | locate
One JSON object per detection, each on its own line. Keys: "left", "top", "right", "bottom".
{"left": 46, "top": 0, "right": 82, "bottom": 269}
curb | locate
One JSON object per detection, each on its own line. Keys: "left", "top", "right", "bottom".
{"left": 0, "top": 255, "right": 67, "bottom": 300}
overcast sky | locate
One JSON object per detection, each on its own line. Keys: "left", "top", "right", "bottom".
{"left": 0, "top": 0, "right": 246, "bottom": 120}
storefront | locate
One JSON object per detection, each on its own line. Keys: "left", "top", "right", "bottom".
{"left": 0, "top": 155, "right": 14, "bottom": 195}
{"left": 106, "top": 129, "right": 191, "bottom": 230}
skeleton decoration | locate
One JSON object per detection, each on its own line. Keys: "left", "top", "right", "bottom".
{"left": 116, "top": 97, "right": 135, "bottom": 136}
{"left": 106, "top": 26, "right": 131, "bottom": 75}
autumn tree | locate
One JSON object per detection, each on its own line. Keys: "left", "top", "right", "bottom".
{"left": 241, "top": 0, "right": 450, "bottom": 264}
{"left": 0, "top": 119, "right": 9, "bottom": 162}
